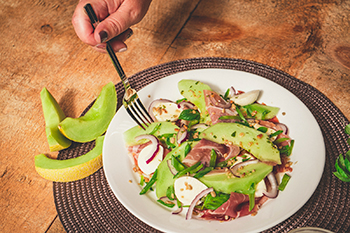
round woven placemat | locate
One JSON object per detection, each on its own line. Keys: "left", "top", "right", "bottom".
{"left": 54, "top": 57, "right": 350, "bottom": 233}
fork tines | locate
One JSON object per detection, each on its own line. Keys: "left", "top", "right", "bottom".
{"left": 125, "top": 97, "right": 153, "bottom": 130}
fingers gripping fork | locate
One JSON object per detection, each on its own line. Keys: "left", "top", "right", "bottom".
{"left": 84, "top": 4, "right": 154, "bottom": 129}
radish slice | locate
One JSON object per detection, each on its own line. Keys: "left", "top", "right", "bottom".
{"left": 230, "top": 90, "right": 260, "bottom": 106}
{"left": 148, "top": 99, "right": 181, "bottom": 122}
{"left": 230, "top": 159, "right": 259, "bottom": 177}
{"left": 263, "top": 172, "right": 279, "bottom": 198}
{"left": 186, "top": 187, "right": 214, "bottom": 220}
{"left": 135, "top": 135, "right": 160, "bottom": 164}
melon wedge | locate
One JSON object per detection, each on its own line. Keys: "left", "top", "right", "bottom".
{"left": 58, "top": 82, "right": 117, "bottom": 143}
{"left": 40, "top": 87, "right": 71, "bottom": 151}
{"left": 35, "top": 136, "right": 104, "bottom": 182}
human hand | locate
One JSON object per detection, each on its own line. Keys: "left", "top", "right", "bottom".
{"left": 72, "top": 0, "right": 152, "bottom": 53}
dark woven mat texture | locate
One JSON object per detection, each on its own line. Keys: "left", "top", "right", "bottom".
{"left": 54, "top": 57, "right": 350, "bottom": 233}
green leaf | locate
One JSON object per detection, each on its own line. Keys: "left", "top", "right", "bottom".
{"left": 157, "top": 199, "right": 175, "bottom": 208}
{"left": 270, "top": 130, "right": 283, "bottom": 138}
{"left": 274, "top": 137, "right": 290, "bottom": 145}
{"left": 193, "top": 167, "right": 214, "bottom": 178}
{"left": 178, "top": 109, "right": 200, "bottom": 121}
{"left": 202, "top": 191, "right": 230, "bottom": 210}
{"left": 257, "top": 127, "right": 268, "bottom": 133}
{"left": 173, "top": 162, "right": 201, "bottom": 179}
{"left": 236, "top": 106, "right": 249, "bottom": 125}
{"left": 166, "top": 186, "right": 175, "bottom": 200}
{"left": 184, "top": 143, "right": 191, "bottom": 156}
{"left": 140, "top": 169, "right": 158, "bottom": 195}
{"left": 279, "top": 140, "right": 295, "bottom": 156}
{"left": 335, "top": 155, "right": 350, "bottom": 178}
{"left": 278, "top": 173, "right": 291, "bottom": 191}
{"left": 248, "top": 183, "right": 256, "bottom": 211}
{"left": 171, "top": 155, "right": 185, "bottom": 172}
{"left": 333, "top": 171, "right": 350, "bottom": 182}
{"left": 345, "top": 124, "right": 350, "bottom": 135}
{"left": 210, "top": 149, "right": 217, "bottom": 167}
{"left": 149, "top": 123, "right": 162, "bottom": 135}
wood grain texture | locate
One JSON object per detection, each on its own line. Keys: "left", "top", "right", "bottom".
{"left": 0, "top": 0, "right": 349, "bottom": 232}
{"left": 161, "top": 0, "right": 350, "bottom": 120}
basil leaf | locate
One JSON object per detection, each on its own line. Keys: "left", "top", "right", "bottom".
{"left": 178, "top": 109, "right": 200, "bottom": 121}
{"left": 202, "top": 191, "right": 230, "bottom": 210}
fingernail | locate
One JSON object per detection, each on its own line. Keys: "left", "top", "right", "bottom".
{"left": 125, "top": 30, "right": 133, "bottom": 41}
{"left": 95, "top": 44, "right": 106, "bottom": 49}
{"left": 99, "top": 30, "right": 108, "bottom": 43}
{"left": 117, "top": 47, "right": 127, "bottom": 53}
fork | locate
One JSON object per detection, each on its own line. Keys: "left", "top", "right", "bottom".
{"left": 84, "top": 4, "right": 153, "bottom": 130}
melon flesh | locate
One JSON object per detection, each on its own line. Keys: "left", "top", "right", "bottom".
{"left": 59, "top": 82, "right": 117, "bottom": 143}
{"left": 40, "top": 87, "right": 71, "bottom": 151}
{"left": 35, "top": 136, "right": 104, "bottom": 182}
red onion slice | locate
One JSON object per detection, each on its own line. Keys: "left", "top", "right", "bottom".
{"left": 167, "top": 160, "right": 178, "bottom": 176}
{"left": 263, "top": 172, "right": 279, "bottom": 198}
{"left": 230, "top": 159, "right": 259, "bottom": 177}
{"left": 228, "top": 86, "right": 237, "bottom": 98}
{"left": 176, "top": 126, "right": 188, "bottom": 144}
{"left": 148, "top": 99, "right": 178, "bottom": 122}
{"left": 208, "top": 92, "right": 232, "bottom": 109}
{"left": 135, "top": 134, "right": 160, "bottom": 164}
{"left": 172, "top": 206, "right": 183, "bottom": 215}
{"left": 186, "top": 187, "right": 214, "bottom": 220}
{"left": 276, "top": 123, "right": 288, "bottom": 135}
{"left": 178, "top": 101, "right": 195, "bottom": 109}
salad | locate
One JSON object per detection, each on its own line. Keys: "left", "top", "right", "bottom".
{"left": 123, "top": 79, "right": 294, "bottom": 221}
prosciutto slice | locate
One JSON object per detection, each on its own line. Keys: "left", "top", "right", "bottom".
{"left": 182, "top": 139, "right": 240, "bottom": 167}
{"left": 203, "top": 90, "right": 238, "bottom": 124}
{"left": 258, "top": 120, "right": 292, "bottom": 147}
{"left": 201, "top": 193, "right": 269, "bottom": 221}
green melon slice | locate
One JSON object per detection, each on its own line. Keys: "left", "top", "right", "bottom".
{"left": 58, "top": 82, "right": 117, "bottom": 143}
{"left": 40, "top": 87, "right": 71, "bottom": 151}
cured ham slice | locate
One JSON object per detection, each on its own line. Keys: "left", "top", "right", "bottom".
{"left": 201, "top": 193, "right": 269, "bottom": 221}
{"left": 258, "top": 120, "right": 291, "bottom": 147}
{"left": 203, "top": 90, "right": 238, "bottom": 124}
{"left": 182, "top": 139, "right": 240, "bottom": 167}
{"left": 182, "top": 139, "right": 227, "bottom": 167}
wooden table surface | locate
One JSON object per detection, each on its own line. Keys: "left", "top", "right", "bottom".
{"left": 1, "top": 0, "right": 350, "bottom": 232}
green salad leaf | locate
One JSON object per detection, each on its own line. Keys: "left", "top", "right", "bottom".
{"left": 333, "top": 123, "right": 350, "bottom": 182}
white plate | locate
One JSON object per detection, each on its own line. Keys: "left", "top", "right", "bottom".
{"left": 103, "top": 69, "right": 325, "bottom": 233}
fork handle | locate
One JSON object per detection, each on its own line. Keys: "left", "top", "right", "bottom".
{"left": 84, "top": 4, "right": 128, "bottom": 86}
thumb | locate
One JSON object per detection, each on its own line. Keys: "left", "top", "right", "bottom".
{"left": 93, "top": 4, "right": 145, "bottom": 43}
